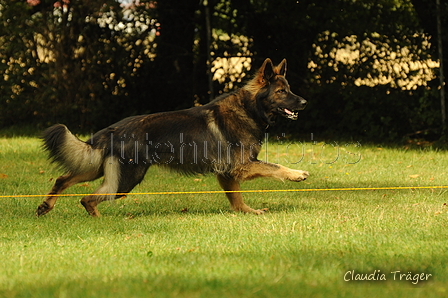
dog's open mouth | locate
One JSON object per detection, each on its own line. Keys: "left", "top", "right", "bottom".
{"left": 278, "top": 107, "right": 299, "bottom": 120}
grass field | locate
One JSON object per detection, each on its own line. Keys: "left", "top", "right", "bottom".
{"left": 0, "top": 134, "right": 447, "bottom": 297}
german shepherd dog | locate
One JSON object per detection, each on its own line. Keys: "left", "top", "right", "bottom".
{"left": 36, "top": 58, "right": 308, "bottom": 217}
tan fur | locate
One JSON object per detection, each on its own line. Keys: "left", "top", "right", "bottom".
{"left": 243, "top": 69, "right": 268, "bottom": 96}
{"left": 206, "top": 110, "right": 225, "bottom": 142}
{"left": 80, "top": 156, "right": 121, "bottom": 217}
{"left": 243, "top": 58, "right": 287, "bottom": 96}
{"left": 60, "top": 128, "right": 103, "bottom": 174}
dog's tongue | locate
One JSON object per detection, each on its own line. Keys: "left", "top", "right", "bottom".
{"left": 284, "top": 108, "right": 299, "bottom": 120}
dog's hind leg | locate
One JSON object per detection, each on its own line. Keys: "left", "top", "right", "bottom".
{"left": 36, "top": 171, "right": 101, "bottom": 216}
{"left": 80, "top": 157, "right": 121, "bottom": 217}
{"left": 217, "top": 174, "right": 267, "bottom": 215}
{"left": 80, "top": 158, "right": 150, "bottom": 217}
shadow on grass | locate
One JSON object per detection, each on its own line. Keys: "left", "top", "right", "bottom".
{"left": 0, "top": 250, "right": 443, "bottom": 298}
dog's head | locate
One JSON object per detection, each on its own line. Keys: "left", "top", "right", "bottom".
{"left": 247, "top": 58, "right": 307, "bottom": 125}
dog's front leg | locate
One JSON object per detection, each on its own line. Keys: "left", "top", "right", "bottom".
{"left": 216, "top": 174, "right": 266, "bottom": 215}
{"left": 234, "top": 161, "right": 309, "bottom": 182}
{"left": 279, "top": 165, "right": 310, "bottom": 182}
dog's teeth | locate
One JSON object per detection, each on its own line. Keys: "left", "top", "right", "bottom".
{"left": 287, "top": 111, "right": 299, "bottom": 120}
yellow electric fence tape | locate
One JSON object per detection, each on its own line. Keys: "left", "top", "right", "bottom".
{"left": 1, "top": 185, "right": 447, "bottom": 198}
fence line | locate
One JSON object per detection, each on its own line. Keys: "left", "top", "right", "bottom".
{"left": 1, "top": 185, "right": 447, "bottom": 199}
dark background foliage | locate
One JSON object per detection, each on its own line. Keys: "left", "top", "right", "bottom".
{"left": 0, "top": 0, "right": 446, "bottom": 142}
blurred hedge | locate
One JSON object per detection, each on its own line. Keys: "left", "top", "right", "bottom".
{"left": 0, "top": 0, "right": 445, "bottom": 141}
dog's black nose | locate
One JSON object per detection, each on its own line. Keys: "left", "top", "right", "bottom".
{"left": 299, "top": 97, "right": 307, "bottom": 109}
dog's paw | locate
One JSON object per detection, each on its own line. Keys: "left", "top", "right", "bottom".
{"left": 36, "top": 202, "right": 52, "bottom": 217}
{"left": 288, "top": 170, "right": 309, "bottom": 182}
{"left": 234, "top": 205, "right": 268, "bottom": 215}
{"left": 251, "top": 208, "right": 268, "bottom": 215}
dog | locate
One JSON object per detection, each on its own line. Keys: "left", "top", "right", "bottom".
{"left": 36, "top": 58, "right": 309, "bottom": 217}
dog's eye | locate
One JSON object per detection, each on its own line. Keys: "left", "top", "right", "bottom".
{"left": 276, "top": 89, "right": 286, "bottom": 94}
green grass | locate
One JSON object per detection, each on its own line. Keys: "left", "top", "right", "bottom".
{"left": 0, "top": 136, "right": 447, "bottom": 297}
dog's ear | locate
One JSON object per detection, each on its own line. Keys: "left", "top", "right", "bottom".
{"left": 260, "top": 58, "right": 275, "bottom": 82}
{"left": 276, "top": 59, "right": 287, "bottom": 77}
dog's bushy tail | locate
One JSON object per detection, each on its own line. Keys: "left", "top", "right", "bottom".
{"left": 42, "top": 124, "right": 104, "bottom": 174}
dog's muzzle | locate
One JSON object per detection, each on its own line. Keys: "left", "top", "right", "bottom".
{"left": 298, "top": 97, "right": 307, "bottom": 110}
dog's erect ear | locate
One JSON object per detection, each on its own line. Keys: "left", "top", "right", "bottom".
{"left": 276, "top": 59, "right": 287, "bottom": 77}
{"left": 260, "top": 58, "right": 275, "bottom": 82}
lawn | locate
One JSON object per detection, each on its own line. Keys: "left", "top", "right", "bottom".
{"left": 0, "top": 134, "right": 447, "bottom": 297}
